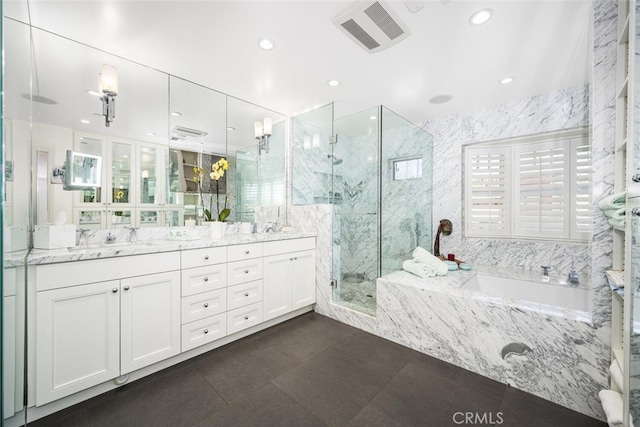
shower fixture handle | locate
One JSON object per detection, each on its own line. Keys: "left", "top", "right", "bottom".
{"left": 541, "top": 266, "right": 551, "bottom": 278}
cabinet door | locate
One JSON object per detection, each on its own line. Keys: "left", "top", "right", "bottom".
{"left": 291, "top": 250, "right": 316, "bottom": 310}
{"left": 36, "top": 280, "right": 120, "bottom": 406}
{"left": 120, "top": 271, "right": 180, "bottom": 374}
{"left": 263, "top": 253, "right": 292, "bottom": 321}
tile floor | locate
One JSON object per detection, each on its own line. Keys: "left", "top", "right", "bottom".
{"left": 30, "top": 312, "right": 606, "bottom": 427}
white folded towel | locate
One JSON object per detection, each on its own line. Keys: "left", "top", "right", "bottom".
{"left": 412, "top": 246, "right": 448, "bottom": 276}
{"left": 599, "top": 389, "right": 623, "bottom": 426}
{"left": 610, "top": 361, "right": 624, "bottom": 391}
{"left": 402, "top": 260, "right": 436, "bottom": 278}
{"left": 604, "top": 207, "right": 625, "bottom": 221}
{"left": 599, "top": 192, "right": 626, "bottom": 210}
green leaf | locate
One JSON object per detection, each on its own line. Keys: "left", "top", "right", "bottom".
{"left": 204, "top": 209, "right": 212, "bottom": 221}
{"left": 218, "top": 208, "right": 230, "bottom": 222}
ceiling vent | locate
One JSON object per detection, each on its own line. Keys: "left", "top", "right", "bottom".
{"left": 333, "top": 1, "right": 411, "bottom": 53}
{"left": 171, "top": 126, "right": 208, "bottom": 139}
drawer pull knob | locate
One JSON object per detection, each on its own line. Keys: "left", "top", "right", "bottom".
{"left": 244, "top": 269, "right": 249, "bottom": 274}
{"left": 204, "top": 277, "right": 209, "bottom": 281}
{"left": 204, "top": 255, "right": 210, "bottom": 260}
{"left": 244, "top": 315, "right": 249, "bottom": 320}
{"left": 245, "top": 250, "right": 250, "bottom": 254}
{"left": 204, "top": 329, "right": 208, "bottom": 334}
{"left": 294, "top": 257, "right": 298, "bottom": 260}
{"left": 244, "top": 292, "right": 249, "bottom": 297}
{"left": 289, "top": 258, "right": 293, "bottom": 261}
{"left": 112, "top": 288, "right": 118, "bottom": 293}
{"left": 124, "top": 285, "right": 130, "bottom": 291}
{"left": 204, "top": 303, "right": 209, "bottom": 308}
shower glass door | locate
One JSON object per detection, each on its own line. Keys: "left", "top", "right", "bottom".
{"left": 331, "top": 107, "right": 380, "bottom": 316}
{"left": 380, "top": 106, "right": 433, "bottom": 275}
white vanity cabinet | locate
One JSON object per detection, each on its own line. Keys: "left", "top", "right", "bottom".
{"left": 226, "top": 243, "right": 264, "bottom": 335}
{"left": 263, "top": 238, "right": 316, "bottom": 321}
{"left": 180, "top": 247, "right": 228, "bottom": 352}
{"left": 34, "top": 252, "right": 181, "bottom": 406}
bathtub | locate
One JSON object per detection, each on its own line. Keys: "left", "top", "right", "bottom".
{"left": 461, "top": 273, "right": 591, "bottom": 313}
{"left": 375, "top": 268, "right": 607, "bottom": 421}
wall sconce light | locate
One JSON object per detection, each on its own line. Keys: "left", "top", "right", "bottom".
{"left": 99, "top": 64, "right": 118, "bottom": 127}
{"left": 255, "top": 117, "right": 272, "bottom": 155}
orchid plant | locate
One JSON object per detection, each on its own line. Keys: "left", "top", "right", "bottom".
{"left": 193, "top": 157, "right": 231, "bottom": 222}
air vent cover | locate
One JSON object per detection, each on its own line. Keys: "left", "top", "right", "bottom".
{"left": 333, "top": 1, "right": 411, "bottom": 53}
{"left": 171, "top": 126, "right": 208, "bottom": 138}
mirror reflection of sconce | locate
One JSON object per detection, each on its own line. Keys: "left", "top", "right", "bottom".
{"left": 99, "top": 64, "right": 118, "bottom": 127}
{"left": 302, "top": 134, "right": 320, "bottom": 150}
{"left": 255, "top": 117, "right": 272, "bottom": 155}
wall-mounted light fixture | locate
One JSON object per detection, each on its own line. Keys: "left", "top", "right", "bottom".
{"left": 254, "top": 117, "right": 272, "bottom": 155}
{"left": 99, "top": 64, "right": 118, "bottom": 127}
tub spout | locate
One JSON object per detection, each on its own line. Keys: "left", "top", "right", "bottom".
{"left": 567, "top": 268, "right": 579, "bottom": 286}
{"left": 541, "top": 265, "right": 550, "bottom": 281}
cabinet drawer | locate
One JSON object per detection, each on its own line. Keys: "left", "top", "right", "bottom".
{"left": 227, "top": 243, "right": 263, "bottom": 262}
{"left": 227, "top": 259, "right": 263, "bottom": 286}
{"left": 181, "top": 247, "right": 226, "bottom": 270}
{"left": 181, "top": 264, "right": 226, "bottom": 297}
{"left": 181, "top": 313, "right": 226, "bottom": 352}
{"left": 227, "top": 280, "right": 263, "bottom": 311}
{"left": 263, "top": 237, "right": 316, "bottom": 257}
{"left": 181, "top": 289, "right": 227, "bottom": 324}
{"left": 227, "top": 302, "right": 263, "bottom": 335}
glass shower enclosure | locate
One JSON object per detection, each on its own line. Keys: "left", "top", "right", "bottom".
{"left": 293, "top": 104, "right": 433, "bottom": 316}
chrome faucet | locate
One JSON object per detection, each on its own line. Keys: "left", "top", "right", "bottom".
{"left": 105, "top": 232, "right": 117, "bottom": 244}
{"left": 77, "top": 229, "right": 90, "bottom": 248}
{"left": 541, "top": 265, "right": 551, "bottom": 281}
{"left": 126, "top": 227, "right": 139, "bottom": 243}
{"left": 567, "top": 268, "right": 580, "bottom": 285}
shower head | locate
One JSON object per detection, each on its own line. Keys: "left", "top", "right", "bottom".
{"left": 327, "top": 154, "right": 343, "bottom": 165}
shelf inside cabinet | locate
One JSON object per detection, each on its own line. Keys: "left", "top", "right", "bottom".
{"left": 619, "top": 14, "right": 630, "bottom": 45}
{"left": 613, "top": 348, "right": 625, "bottom": 371}
{"left": 617, "top": 77, "right": 629, "bottom": 99}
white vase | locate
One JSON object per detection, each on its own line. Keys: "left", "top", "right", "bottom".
{"left": 209, "top": 221, "right": 225, "bottom": 239}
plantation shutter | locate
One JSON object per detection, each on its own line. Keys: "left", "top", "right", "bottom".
{"left": 464, "top": 147, "right": 511, "bottom": 236}
{"left": 573, "top": 136, "right": 592, "bottom": 239}
{"left": 513, "top": 140, "right": 568, "bottom": 238}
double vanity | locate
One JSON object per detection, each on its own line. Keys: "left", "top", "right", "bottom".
{"left": 11, "top": 231, "right": 316, "bottom": 422}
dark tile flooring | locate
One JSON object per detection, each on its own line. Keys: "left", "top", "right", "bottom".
{"left": 30, "top": 312, "right": 606, "bottom": 427}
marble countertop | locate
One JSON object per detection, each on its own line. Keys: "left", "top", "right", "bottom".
{"left": 6, "top": 231, "right": 316, "bottom": 267}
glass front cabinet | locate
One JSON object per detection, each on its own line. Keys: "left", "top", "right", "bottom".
{"left": 73, "top": 132, "right": 182, "bottom": 228}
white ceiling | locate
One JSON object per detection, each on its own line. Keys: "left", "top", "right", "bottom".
{"left": 4, "top": 0, "right": 592, "bottom": 126}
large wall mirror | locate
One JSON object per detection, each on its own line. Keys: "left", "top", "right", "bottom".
{"left": 3, "top": 21, "right": 287, "bottom": 233}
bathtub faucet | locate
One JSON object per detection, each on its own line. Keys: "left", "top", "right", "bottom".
{"left": 567, "top": 268, "right": 580, "bottom": 285}
{"left": 541, "top": 265, "right": 551, "bottom": 281}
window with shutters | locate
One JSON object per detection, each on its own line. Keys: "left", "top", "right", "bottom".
{"left": 463, "top": 128, "right": 590, "bottom": 242}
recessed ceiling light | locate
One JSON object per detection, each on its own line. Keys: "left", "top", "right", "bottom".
{"left": 370, "top": 116, "right": 377, "bottom": 120}
{"left": 79, "top": 119, "right": 90, "bottom": 124}
{"left": 259, "top": 38, "right": 274, "bottom": 50}
{"left": 87, "top": 90, "right": 101, "bottom": 97}
{"left": 170, "top": 111, "right": 182, "bottom": 117}
{"left": 227, "top": 127, "right": 236, "bottom": 131}
{"left": 147, "top": 132, "right": 156, "bottom": 136}
{"left": 469, "top": 9, "right": 493, "bottom": 26}
{"left": 327, "top": 80, "right": 340, "bottom": 87}
{"left": 429, "top": 94, "right": 454, "bottom": 104}
{"left": 499, "top": 76, "right": 514, "bottom": 85}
